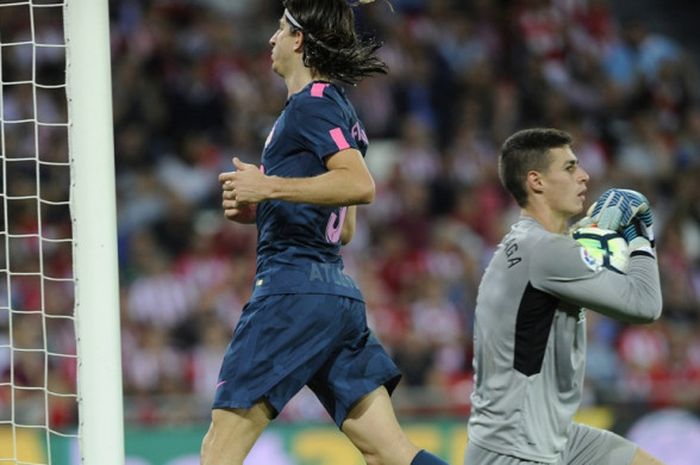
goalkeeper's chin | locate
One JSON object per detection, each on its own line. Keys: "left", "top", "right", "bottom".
{"left": 573, "top": 195, "right": 588, "bottom": 215}
{"left": 569, "top": 202, "right": 586, "bottom": 218}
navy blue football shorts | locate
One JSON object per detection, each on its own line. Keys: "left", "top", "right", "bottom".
{"left": 212, "top": 293, "right": 401, "bottom": 426}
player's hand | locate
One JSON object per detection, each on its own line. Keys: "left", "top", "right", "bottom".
{"left": 221, "top": 178, "right": 258, "bottom": 223}
{"left": 218, "top": 157, "right": 271, "bottom": 205}
{"left": 587, "top": 188, "right": 651, "bottom": 232}
{"left": 219, "top": 159, "right": 259, "bottom": 223}
{"left": 622, "top": 216, "right": 655, "bottom": 250}
{"left": 223, "top": 204, "right": 257, "bottom": 224}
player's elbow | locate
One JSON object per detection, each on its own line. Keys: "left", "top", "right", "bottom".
{"left": 354, "top": 177, "right": 375, "bottom": 204}
{"left": 361, "top": 182, "right": 375, "bottom": 204}
{"left": 641, "top": 300, "right": 663, "bottom": 323}
{"left": 641, "top": 288, "right": 663, "bottom": 323}
{"left": 626, "top": 298, "right": 663, "bottom": 324}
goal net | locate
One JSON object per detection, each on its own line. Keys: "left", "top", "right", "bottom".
{"left": 0, "top": 1, "right": 123, "bottom": 464}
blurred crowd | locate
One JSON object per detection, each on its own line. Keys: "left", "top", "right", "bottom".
{"left": 2, "top": 0, "right": 700, "bottom": 429}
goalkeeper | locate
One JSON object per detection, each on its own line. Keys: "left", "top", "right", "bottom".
{"left": 464, "top": 128, "right": 664, "bottom": 465}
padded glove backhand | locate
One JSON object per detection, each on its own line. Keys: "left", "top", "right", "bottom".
{"left": 588, "top": 188, "right": 651, "bottom": 232}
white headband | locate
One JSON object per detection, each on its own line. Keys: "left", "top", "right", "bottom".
{"left": 284, "top": 9, "right": 304, "bottom": 30}
{"left": 284, "top": 1, "right": 379, "bottom": 31}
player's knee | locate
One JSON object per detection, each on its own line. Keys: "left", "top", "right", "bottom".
{"left": 200, "top": 437, "right": 235, "bottom": 465}
{"left": 200, "top": 420, "right": 234, "bottom": 465}
{"left": 200, "top": 425, "right": 215, "bottom": 464}
{"left": 357, "top": 439, "right": 417, "bottom": 465}
{"left": 350, "top": 436, "right": 397, "bottom": 465}
{"left": 360, "top": 450, "right": 384, "bottom": 465}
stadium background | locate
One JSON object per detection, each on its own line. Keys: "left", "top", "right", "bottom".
{"left": 2, "top": 0, "right": 700, "bottom": 463}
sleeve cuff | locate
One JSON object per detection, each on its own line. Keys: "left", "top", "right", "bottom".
{"left": 630, "top": 248, "right": 655, "bottom": 259}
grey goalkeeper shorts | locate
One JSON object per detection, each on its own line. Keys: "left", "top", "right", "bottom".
{"left": 464, "top": 423, "right": 637, "bottom": 465}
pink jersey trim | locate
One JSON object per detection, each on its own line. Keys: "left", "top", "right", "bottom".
{"left": 329, "top": 128, "right": 350, "bottom": 151}
{"left": 310, "top": 82, "right": 329, "bottom": 97}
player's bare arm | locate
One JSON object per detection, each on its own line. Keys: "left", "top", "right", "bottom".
{"left": 220, "top": 149, "right": 374, "bottom": 207}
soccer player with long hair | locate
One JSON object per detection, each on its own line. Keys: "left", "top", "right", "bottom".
{"left": 201, "top": 1, "right": 449, "bottom": 464}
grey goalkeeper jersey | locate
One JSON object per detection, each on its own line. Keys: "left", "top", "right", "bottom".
{"left": 468, "top": 216, "right": 662, "bottom": 463}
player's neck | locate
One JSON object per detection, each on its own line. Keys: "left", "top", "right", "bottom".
{"left": 523, "top": 206, "right": 569, "bottom": 234}
{"left": 284, "top": 65, "right": 330, "bottom": 97}
{"left": 285, "top": 74, "right": 312, "bottom": 97}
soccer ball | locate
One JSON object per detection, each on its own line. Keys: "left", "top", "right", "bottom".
{"left": 572, "top": 226, "right": 629, "bottom": 273}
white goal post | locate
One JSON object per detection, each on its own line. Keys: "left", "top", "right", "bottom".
{"left": 65, "top": 0, "right": 124, "bottom": 464}
{"left": 0, "top": 0, "right": 124, "bottom": 463}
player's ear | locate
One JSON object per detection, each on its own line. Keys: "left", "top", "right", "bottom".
{"left": 293, "top": 30, "right": 304, "bottom": 53}
{"left": 527, "top": 170, "right": 544, "bottom": 195}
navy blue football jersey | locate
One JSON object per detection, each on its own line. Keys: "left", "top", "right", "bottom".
{"left": 251, "top": 81, "right": 369, "bottom": 301}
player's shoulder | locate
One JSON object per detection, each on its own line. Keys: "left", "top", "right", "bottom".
{"left": 507, "top": 217, "right": 563, "bottom": 250}
{"left": 527, "top": 227, "right": 597, "bottom": 279}
{"left": 512, "top": 217, "right": 571, "bottom": 246}
{"left": 292, "top": 81, "right": 347, "bottom": 112}
{"left": 505, "top": 217, "right": 580, "bottom": 267}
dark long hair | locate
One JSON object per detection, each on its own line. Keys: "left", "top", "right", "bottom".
{"left": 282, "top": 0, "right": 387, "bottom": 85}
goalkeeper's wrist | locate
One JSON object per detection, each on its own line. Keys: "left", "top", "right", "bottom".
{"left": 628, "top": 237, "right": 655, "bottom": 257}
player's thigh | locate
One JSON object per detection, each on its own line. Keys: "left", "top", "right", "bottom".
{"left": 341, "top": 386, "right": 418, "bottom": 463}
{"left": 202, "top": 402, "right": 273, "bottom": 461}
{"left": 629, "top": 448, "right": 665, "bottom": 465}
{"left": 559, "top": 423, "right": 637, "bottom": 465}
{"left": 214, "top": 294, "right": 348, "bottom": 414}
{"left": 307, "top": 297, "right": 401, "bottom": 426}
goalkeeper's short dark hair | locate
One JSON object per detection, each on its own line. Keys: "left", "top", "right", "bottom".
{"left": 499, "top": 128, "right": 573, "bottom": 207}
{"left": 282, "top": 0, "right": 387, "bottom": 85}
